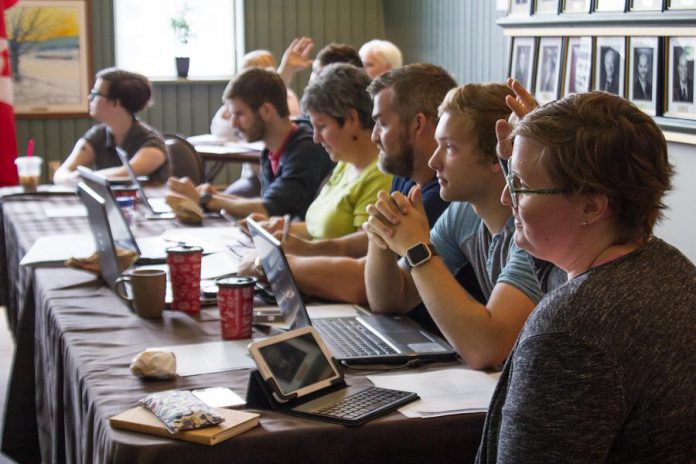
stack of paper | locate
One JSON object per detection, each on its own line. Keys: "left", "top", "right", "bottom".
{"left": 368, "top": 368, "right": 500, "bottom": 418}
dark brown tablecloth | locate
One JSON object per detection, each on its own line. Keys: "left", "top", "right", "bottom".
{"left": 1, "top": 195, "right": 485, "bottom": 464}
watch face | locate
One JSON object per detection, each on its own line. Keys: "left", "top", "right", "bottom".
{"left": 407, "top": 243, "right": 432, "bottom": 267}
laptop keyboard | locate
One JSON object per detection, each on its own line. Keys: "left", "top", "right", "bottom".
{"left": 313, "top": 318, "right": 397, "bottom": 357}
{"left": 311, "top": 387, "right": 413, "bottom": 420}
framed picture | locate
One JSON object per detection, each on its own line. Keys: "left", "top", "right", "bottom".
{"left": 667, "top": 0, "right": 696, "bottom": 9}
{"left": 594, "top": 0, "right": 627, "bottom": 11}
{"left": 509, "top": 0, "right": 533, "bottom": 15}
{"left": 562, "top": 0, "right": 592, "bottom": 12}
{"left": 628, "top": 37, "right": 659, "bottom": 115}
{"left": 535, "top": 37, "right": 564, "bottom": 105}
{"left": 665, "top": 37, "right": 696, "bottom": 120}
{"left": 534, "top": 0, "right": 561, "bottom": 14}
{"left": 509, "top": 37, "right": 537, "bottom": 90}
{"left": 5, "top": 0, "right": 91, "bottom": 118}
{"left": 629, "top": 0, "right": 664, "bottom": 11}
{"left": 594, "top": 37, "right": 626, "bottom": 97}
{"left": 563, "top": 37, "right": 593, "bottom": 96}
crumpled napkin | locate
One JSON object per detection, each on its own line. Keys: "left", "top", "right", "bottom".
{"left": 166, "top": 193, "right": 204, "bottom": 225}
{"left": 130, "top": 349, "right": 177, "bottom": 380}
{"left": 65, "top": 247, "right": 138, "bottom": 275}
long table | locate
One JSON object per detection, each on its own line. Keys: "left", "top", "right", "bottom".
{"left": 0, "top": 193, "right": 486, "bottom": 464}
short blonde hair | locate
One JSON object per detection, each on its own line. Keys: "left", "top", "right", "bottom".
{"left": 359, "top": 40, "right": 403, "bottom": 69}
{"left": 438, "top": 83, "right": 514, "bottom": 163}
{"left": 241, "top": 50, "right": 277, "bottom": 70}
{"left": 514, "top": 91, "right": 673, "bottom": 242}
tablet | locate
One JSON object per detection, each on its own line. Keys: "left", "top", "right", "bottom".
{"left": 248, "top": 327, "right": 341, "bottom": 403}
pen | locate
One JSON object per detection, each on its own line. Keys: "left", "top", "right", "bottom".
{"left": 282, "top": 214, "right": 292, "bottom": 241}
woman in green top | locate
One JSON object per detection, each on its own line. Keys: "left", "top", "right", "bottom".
{"left": 255, "top": 63, "right": 392, "bottom": 242}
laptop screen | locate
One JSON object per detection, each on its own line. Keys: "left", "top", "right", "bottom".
{"left": 77, "top": 166, "right": 139, "bottom": 255}
{"left": 247, "top": 218, "right": 311, "bottom": 330}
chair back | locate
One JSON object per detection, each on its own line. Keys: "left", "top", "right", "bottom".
{"left": 164, "top": 134, "right": 204, "bottom": 185}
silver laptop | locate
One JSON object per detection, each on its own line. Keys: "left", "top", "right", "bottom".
{"left": 247, "top": 218, "right": 458, "bottom": 365}
{"left": 77, "top": 166, "right": 168, "bottom": 263}
{"left": 115, "top": 146, "right": 174, "bottom": 218}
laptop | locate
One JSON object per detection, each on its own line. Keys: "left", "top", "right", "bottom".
{"left": 115, "top": 146, "right": 175, "bottom": 218}
{"left": 247, "top": 218, "right": 458, "bottom": 365}
{"left": 77, "top": 167, "right": 169, "bottom": 263}
{"left": 248, "top": 327, "right": 418, "bottom": 426}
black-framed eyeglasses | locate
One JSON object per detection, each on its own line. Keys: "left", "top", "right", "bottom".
{"left": 88, "top": 89, "right": 108, "bottom": 99}
{"left": 504, "top": 159, "right": 567, "bottom": 208}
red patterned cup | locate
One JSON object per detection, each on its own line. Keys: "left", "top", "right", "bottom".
{"left": 166, "top": 245, "right": 203, "bottom": 313}
{"left": 216, "top": 276, "right": 257, "bottom": 340}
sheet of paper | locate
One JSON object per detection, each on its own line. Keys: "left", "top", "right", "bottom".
{"left": 156, "top": 340, "right": 261, "bottom": 376}
{"left": 306, "top": 304, "right": 360, "bottom": 319}
{"left": 368, "top": 368, "right": 501, "bottom": 418}
{"left": 20, "top": 233, "right": 95, "bottom": 266}
{"left": 160, "top": 226, "right": 249, "bottom": 254}
{"left": 187, "top": 134, "right": 228, "bottom": 145}
{"left": 43, "top": 205, "right": 87, "bottom": 218}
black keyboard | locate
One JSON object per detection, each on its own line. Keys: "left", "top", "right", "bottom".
{"left": 313, "top": 318, "right": 397, "bottom": 357}
{"left": 311, "top": 387, "right": 416, "bottom": 422}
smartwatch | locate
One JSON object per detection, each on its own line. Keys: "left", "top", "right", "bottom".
{"left": 199, "top": 192, "right": 213, "bottom": 212}
{"left": 405, "top": 243, "right": 438, "bottom": 271}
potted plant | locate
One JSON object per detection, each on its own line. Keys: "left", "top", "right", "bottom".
{"left": 170, "top": 3, "right": 194, "bottom": 78}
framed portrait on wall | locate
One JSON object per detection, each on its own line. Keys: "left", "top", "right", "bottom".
{"left": 563, "top": 37, "right": 593, "bottom": 96}
{"left": 534, "top": 0, "right": 561, "bottom": 14}
{"left": 667, "top": 0, "right": 696, "bottom": 9}
{"left": 665, "top": 37, "right": 696, "bottom": 120}
{"left": 509, "top": 0, "right": 533, "bottom": 15}
{"left": 509, "top": 37, "right": 537, "bottom": 90}
{"left": 629, "top": 0, "right": 664, "bottom": 11}
{"left": 562, "top": 0, "right": 591, "bottom": 12}
{"left": 594, "top": 0, "right": 627, "bottom": 11}
{"left": 628, "top": 37, "right": 659, "bottom": 115}
{"left": 535, "top": 37, "right": 564, "bottom": 105}
{"left": 4, "top": 0, "right": 92, "bottom": 117}
{"left": 594, "top": 37, "right": 626, "bottom": 97}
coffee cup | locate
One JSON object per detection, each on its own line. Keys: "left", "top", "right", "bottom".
{"left": 166, "top": 245, "right": 203, "bottom": 313}
{"left": 15, "top": 156, "right": 42, "bottom": 193}
{"left": 216, "top": 276, "right": 257, "bottom": 340}
{"left": 115, "top": 269, "right": 166, "bottom": 318}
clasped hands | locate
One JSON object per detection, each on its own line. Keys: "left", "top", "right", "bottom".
{"left": 167, "top": 176, "right": 216, "bottom": 203}
{"left": 362, "top": 186, "right": 430, "bottom": 257}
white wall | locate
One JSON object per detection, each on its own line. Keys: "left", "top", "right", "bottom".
{"left": 654, "top": 141, "right": 696, "bottom": 264}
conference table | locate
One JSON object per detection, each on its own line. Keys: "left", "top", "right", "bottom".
{"left": 188, "top": 135, "right": 262, "bottom": 183}
{"left": 0, "top": 191, "right": 486, "bottom": 464}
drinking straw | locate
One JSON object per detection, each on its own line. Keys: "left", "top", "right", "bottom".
{"left": 27, "top": 139, "right": 34, "bottom": 157}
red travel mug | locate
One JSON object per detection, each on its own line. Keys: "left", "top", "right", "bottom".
{"left": 216, "top": 276, "right": 257, "bottom": 339}
{"left": 166, "top": 245, "right": 203, "bottom": 313}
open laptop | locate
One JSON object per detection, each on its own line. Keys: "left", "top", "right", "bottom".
{"left": 77, "top": 166, "right": 168, "bottom": 263}
{"left": 115, "top": 146, "right": 174, "bottom": 218}
{"left": 247, "top": 218, "right": 458, "bottom": 365}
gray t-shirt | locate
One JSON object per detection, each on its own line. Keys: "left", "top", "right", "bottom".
{"left": 83, "top": 119, "right": 170, "bottom": 184}
{"left": 476, "top": 237, "right": 696, "bottom": 463}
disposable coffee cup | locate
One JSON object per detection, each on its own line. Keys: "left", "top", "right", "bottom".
{"left": 216, "top": 276, "right": 256, "bottom": 340}
{"left": 166, "top": 245, "right": 203, "bottom": 313}
{"left": 15, "top": 156, "right": 42, "bottom": 193}
{"left": 115, "top": 268, "right": 166, "bottom": 318}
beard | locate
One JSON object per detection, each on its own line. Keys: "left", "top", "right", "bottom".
{"left": 238, "top": 113, "right": 266, "bottom": 143}
{"left": 378, "top": 135, "right": 414, "bottom": 179}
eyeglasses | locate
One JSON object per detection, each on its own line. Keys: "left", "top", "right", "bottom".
{"left": 504, "top": 159, "right": 567, "bottom": 208}
{"left": 88, "top": 89, "right": 108, "bottom": 99}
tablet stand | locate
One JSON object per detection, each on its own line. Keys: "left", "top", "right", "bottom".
{"left": 245, "top": 370, "right": 346, "bottom": 411}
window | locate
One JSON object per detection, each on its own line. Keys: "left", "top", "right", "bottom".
{"left": 113, "top": 0, "right": 240, "bottom": 79}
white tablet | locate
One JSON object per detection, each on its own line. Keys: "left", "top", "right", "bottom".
{"left": 248, "top": 327, "right": 342, "bottom": 403}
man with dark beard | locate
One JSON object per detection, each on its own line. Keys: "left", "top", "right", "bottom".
{"left": 266, "top": 64, "right": 457, "bottom": 306}
{"left": 168, "top": 68, "right": 333, "bottom": 219}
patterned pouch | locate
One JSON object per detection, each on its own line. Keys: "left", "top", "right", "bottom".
{"left": 139, "top": 390, "right": 225, "bottom": 434}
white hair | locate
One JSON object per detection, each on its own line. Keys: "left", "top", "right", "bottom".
{"left": 359, "top": 39, "right": 403, "bottom": 69}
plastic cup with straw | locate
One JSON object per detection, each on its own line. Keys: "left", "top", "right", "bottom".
{"left": 15, "top": 139, "right": 42, "bottom": 193}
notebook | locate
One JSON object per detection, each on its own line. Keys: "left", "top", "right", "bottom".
{"left": 247, "top": 218, "right": 458, "bottom": 365}
{"left": 115, "top": 146, "right": 174, "bottom": 218}
{"left": 248, "top": 327, "right": 418, "bottom": 426}
{"left": 77, "top": 167, "right": 169, "bottom": 263}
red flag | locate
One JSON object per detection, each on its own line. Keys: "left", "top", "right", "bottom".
{"left": 1, "top": 0, "right": 19, "bottom": 186}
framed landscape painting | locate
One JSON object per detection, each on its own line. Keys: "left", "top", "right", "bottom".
{"left": 5, "top": 0, "right": 91, "bottom": 117}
